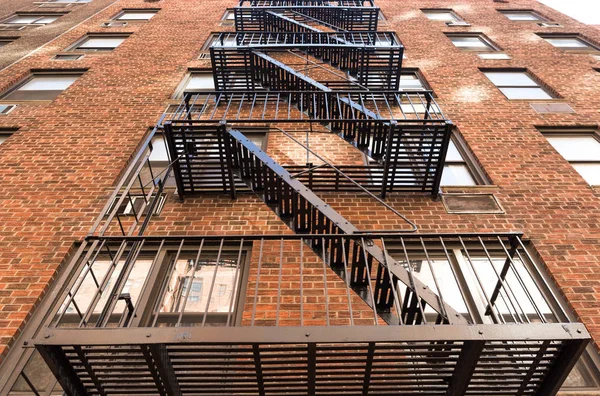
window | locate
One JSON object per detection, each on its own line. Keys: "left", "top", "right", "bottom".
{"left": 221, "top": 9, "right": 235, "bottom": 25}
{"left": 53, "top": 53, "right": 84, "bottom": 60}
{"left": 422, "top": 9, "right": 462, "bottom": 23}
{"left": 70, "top": 34, "right": 129, "bottom": 52}
{"left": 483, "top": 70, "right": 554, "bottom": 100}
{"left": 115, "top": 9, "right": 158, "bottom": 21}
{"left": 0, "top": 104, "right": 16, "bottom": 114}
{"left": 441, "top": 137, "right": 480, "bottom": 186}
{"left": 0, "top": 129, "right": 16, "bottom": 145}
{"left": 45, "top": 0, "right": 92, "bottom": 3}
{"left": 175, "top": 71, "right": 215, "bottom": 98}
{"left": 399, "top": 71, "right": 426, "bottom": 91}
{"left": 479, "top": 53, "right": 511, "bottom": 60}
{"left": 108, "top": 193, "right": 166, "bottom": 217}
{"left": 202, "top": 33, "right": 237, "bottom": 50}
{"left": 0, "top": 13, "right": 65, "bottom": 29}
{"left": 447, "top": 34, "right": 498, "bottom": 52}
{"left": 1, "top": 72, "right": 83, "bottom": 101}
{"left": 157, "top": 254, "right": 246, "bottom": 326}
{"left": 544, "top": 133, "right": 600, "bottom": 185}
{"left": 500, "top": 10, "right": 546, "bottom": 21}
{"left": 538, "top": 34, "right": 599, "bottom": 52}
{"left": 0, "top": 37, "right": 17, "bottom": 47}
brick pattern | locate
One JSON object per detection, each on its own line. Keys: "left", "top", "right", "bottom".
{"left": 0, "top": 0, "right": 599, "bottom": 378}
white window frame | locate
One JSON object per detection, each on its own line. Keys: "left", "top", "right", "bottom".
{"left": 539, "top": 34, "right": 600, "bottom": 53}
{"left": 483, "top": 70, "right": 555, "bottom": 100}
{"left": 68, "top": 34, "right": 130, "bottom": 52}
{"left": 0, "top": 71, "right": 84, "bottom": 102}
{"left": 113, "top": 9, "right": 159, "bottom": 22}
{"left": 446, "top": 33, "right": 499, "bottom": 53}
{"left": 422, "top": 9, "right": 463, "bottom": 23}
{"left": 500, "top": 10, "right": 547, "bottom": 22}
{"left": 543, "top": 130, "right": 600, "bottom": 186}
{"left": 0, "top": 13, "right": 65, "bottom": 30}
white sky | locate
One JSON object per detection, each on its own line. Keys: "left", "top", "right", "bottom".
{"left": 538, "top": 0, "right": 600, "bottom": 25}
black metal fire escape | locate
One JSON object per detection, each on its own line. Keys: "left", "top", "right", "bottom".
{"left": 164, "top": 0, "right": 456, "bottom": 324}
{"left": 17, "top": 1, "right": 590, "bottom": 395}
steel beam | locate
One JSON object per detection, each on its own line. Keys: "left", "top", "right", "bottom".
{"left": 445, "top": 340, "right": 485, "bottom": 396}
{"left": 37, "top": 346, "right": 88, "bottom": 396}
{"left": 34, "top": 324, "right": 590, "bottom": 347}
{"left": 148, "top": 344, "right": 182, "bottom": 396}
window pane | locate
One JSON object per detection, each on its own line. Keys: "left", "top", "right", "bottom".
{"left": 150, "top": 136, "right": 169, "bottom": 162}
{"left": 19, "top": 75, "right": 79, "bottom": 91}
{"left": 185, "top": 74, "right": 215, "bottom": 91}
{"left": 479, "top": 53, "right": 511, "bottom": 60}
{"left": 545, "top": 38, "right": 590, "bottom": 49}
{"left": 450, "top": 36, "right": 491, "bottom": 49}
{"left": 399, "top": 74, "right": 424, "bottom": 90}
{"left": 504, "top": 12, "right": 541, "bottom": 21}
{"left": 0, "top": 135, "right": 9, "bottom": 145}
{"left": 499, "top": 87, "right": 552, "bottom": 100}
{"left": 445, "top": 140, "right": 465, "bottom": 162}
{"left": 8, "top": 16, "right": 39, "bottom": 24}
{"left": 78, "top": 37, "right": 126, "bottom": 49}
{"left": 36, "top": 16, "right": 59, "bottom": 24}
{"left": 546, "top": 136, "right": 600, "bottom": 161}
{"left": 118, "top": 12, "right": 156, "bottom": 20}
{"left": 484, "top": 72, "right": 538, "bottom": 87}
{"left": 424, "top": 11, "right": 458, "bottom": 22}
{"left": 160, "top": 258, "right": 240, "bottom": 315}
{"left": 573, "top": 164, "right": 600, "bottom": 185}
{"left": 441, "top": 164, "right": 476, "bottom": 186}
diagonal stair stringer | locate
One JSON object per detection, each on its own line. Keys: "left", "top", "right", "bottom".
{"left": 227, "top": 128, "right": 469, "bottom": 325}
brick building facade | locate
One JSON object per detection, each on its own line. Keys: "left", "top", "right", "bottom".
{"left": 0, "top": 0, "right": 599, "bottom": 394}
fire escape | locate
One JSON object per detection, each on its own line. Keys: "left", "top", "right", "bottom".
{"left": 15, "top": 1, "right": 590, "bottom": 395}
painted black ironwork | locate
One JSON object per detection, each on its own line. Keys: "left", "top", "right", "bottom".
{"left": 235, "top": 5, "right": 379, "bottom": 32}
{"left": 31, "top": 232, "right": 590, "bottom": 395}
{"left": 210, "top": 32, "right": 403, "bottom": 90}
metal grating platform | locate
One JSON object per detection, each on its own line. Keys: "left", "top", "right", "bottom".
{"left": 164, "top": 122, "right": 450, "bottom": 197}
{"left": 210, "top": 32, "right": 403, "bottom": 90}
{"left": 36, "top": 325, "right": 589, "bottom": 396}
{"left": 235, "top": 6, "right": 379, "bottom": 32}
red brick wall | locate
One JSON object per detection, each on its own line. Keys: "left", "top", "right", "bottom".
{"left": 0, "top": 0, "right": 122, "bottom": 70}
{"left": 0, "top": 0, "right": 600, "bottom": 375}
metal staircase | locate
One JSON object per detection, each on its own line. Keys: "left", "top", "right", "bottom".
{"left": 226, "top": 128, "right": 467, "bottom": 324}
{"left": 12, "top": 1, "right": 591, "bottom": 395}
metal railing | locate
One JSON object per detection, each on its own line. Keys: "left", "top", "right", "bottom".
{"left": 30, "top": 233, "right": 590, "bottom": 395}
{"left": 49, "top": 233, "right": 575, "bottom": 329}
{"left": 170, "top": 90, "right": 446, "bottom": 122}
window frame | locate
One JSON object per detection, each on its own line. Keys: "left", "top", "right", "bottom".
{"left": 0, "top": 37, "right": 18, "bottom": 47}
{"left": 148, "top": 249, "right": 251, "bottom": 327}
{"left": 0, "top": 12, "right": 67, "bottom": 29}
{"left": 113, "top": 9, "right": 159, "bottom": 22}
{"left": 537, "top": 33, "right": 600, "bottom": 53}
{"left": 0, "top": 69, "right": 86, "bottom": 102}
{"left": 441, "top": 132, "right": 488, "bottom": 187}
{"left": 173, "top": 69, "right": 216, "bottom": 99}
{"left": 481, "top": 68, "right": 557, "bottom": 100}
{"left": 0, "top": 128, "right": 17, "bottom": 146}
{"left": 67, "top": 33, "right": 131, "bottom": 52}
{"left": 0, "top": 104, "right": 17, "bottom": 114}
{"left": 421, "top": 8, "right": 464, "bottom": 23}
{"left": 398, "top": 69, "right": 431, "bottom": 92}
{"left": 541, "top": 128, "right": 600, "bottom": 187}
{"left": 39, "top": 0, "right": 92, "bottom": 4}
{"left": 446, "top": 33, "right": 500, "bottom": 53}
{"left": 499, "top": 9, "right": 548, "bottom": 22}
{"left": 220, "top": 9, "right": 235, "bottom": 25}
